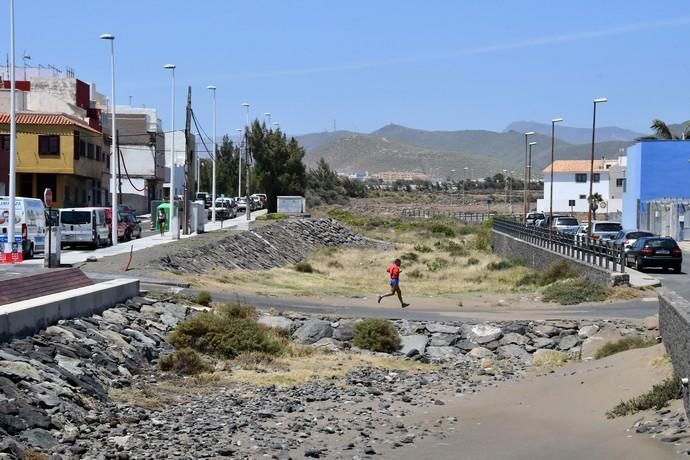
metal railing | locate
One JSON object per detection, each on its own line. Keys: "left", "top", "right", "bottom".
{"left": 493, "top": 217, "right": 626, "bottom": 273}
{"left": 401, "top": 208, "right": 515, "bottom": 224}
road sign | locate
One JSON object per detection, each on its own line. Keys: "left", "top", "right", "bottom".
{"left": 44, "top": 188, "right": 53, "bottom": 207}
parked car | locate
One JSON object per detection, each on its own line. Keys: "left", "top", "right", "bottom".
{"left": 610, "top": 229, "right": 655, "bottom": 252}
{"left": 120, "top": 212, "right": 142, "bottom": 240}
{"left": 548, "top": 216, "right": 580, "bottom": 233}
{"left": 209, "top": 198, "right": 238, "bottom": 220}
{"left": 250, "top": 196, "right": 262, "bottom": 211}
{"left": 236, "top": 197, "right": 248, "bottom": 212}
{"left": 101, "top": 207, "right": 126, "bottom": 244}
{"left": 251, "top": 193, "right": 267, "bottom": 209}
{"left": 0, "top": 196, "right": 46, "bottom": 258}
{"left": 59, "top": 207, "right": 110, "bottom": 249}
{"left": 525, "top": 212, "right": 544, "bottom": 226}
{"left": 626, "top": 236, "right": 683, "bottom": 272}
{"left": 588, "top": 221, "right": 623, "bottom": 240}
{"left": 118, "top": 204, "right": 136, "bottom": 215}
{"left": 195, "top": 192, "right": 212, "bottom": 208}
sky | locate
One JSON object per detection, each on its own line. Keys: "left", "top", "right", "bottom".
{"left": 1, "top": 0, "right": 689, "bottom": 139}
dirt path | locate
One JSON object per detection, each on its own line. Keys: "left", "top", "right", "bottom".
{"left": 394, "top": 344, "right": 677, "bottom": 460}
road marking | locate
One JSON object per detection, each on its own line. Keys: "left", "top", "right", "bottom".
{"left": 642, "top": 297, "right": 657, "bottom": 302}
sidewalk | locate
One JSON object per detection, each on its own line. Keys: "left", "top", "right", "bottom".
{"left": 625, "top": 267, "right": 662, "bottom": 288}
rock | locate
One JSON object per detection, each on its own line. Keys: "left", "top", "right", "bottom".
{"left": 497, "top": 344, "right": 531, "bottom": 363}
{"left": 578, "top": 325, "right": 600, "bottom": 338}
{"left": 426, "top": 323, "right": 460, "bottom": 334}
{"left": 311, "top": 338, "right": 343, "bottom": 353}
{"left": 455, "top": 340, "right": 476, "bottom": 352}
{"left": 532, "top": 324, "right": 560, "bottom": 337}
{"left": 531, "top": 337, "right": 555, "bottom": 349}
{"left": 499, "top": 332, "right": 529, "bottom": 346}
{"left": 550, "top": 321, "right": 577, "bottom": 329}
{"left": 55, "top": 354, "right": 83, "bottom": 377}
{"left": 468, "top": 347, "right": 494, "bottom": 359}
{"left": 425, "top": 346, "right": 459, "bottom": 361}
{"left": 332, "top": 319, "right": 358, "bottom": 341}
{"left": 399, "top": 335, "right": 428, "bottom": 355}
{"left": 429, "top": 333, "right": 457, "bottom": 347}
{"left": 0, "top": 361, "right": 42, "bottom": 382}
{"left": 293, "top": 319, "right": 333, "bottom": 344}
{"left": 642, "top": 316, "right": 659, "bottom": 331}
{"left": 465, "top": 325, "right": 503, "bottom": 344}
{"left": 400, "top": 432, "right": 415, "bottom": 444}
{"left": 23, "top": 428, "right": 57, "bottom": 450}
{"left": 558, "top": 335, "right": 579, "bottom": 351}
{"left": 258, "top": 315, "right": 294, "bottom": 331}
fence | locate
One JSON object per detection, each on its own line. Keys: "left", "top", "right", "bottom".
{"left": 638, "top": 199, "right": 690, "bottom": 241}
{"left": 492, "top": 217, "right": 626, "bottom": 273}
{"left": 401, "top": 208, "right": 516, "bottom": 224}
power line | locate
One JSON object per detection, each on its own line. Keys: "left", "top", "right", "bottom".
{"left": 190, "top": 108, "right": 215, "bottom": 162}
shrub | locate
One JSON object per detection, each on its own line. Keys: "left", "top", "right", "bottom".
{"left": 466, "top": 257, "right": 480, "bottom": 266}
{"left": 195, "top": 291, "right": 212, "bottom": 306}
{"left": 531, "top": 350, "right": 569, "bottom": 367}
{"left": 594, "top": 336, "right": 657, "bottom": 359}
{"left": 487, "top": 257, "right": 525, "bottom": 271}
{"left": 540, "top": 260, "right": 580, "bottom": 285}
{"left": 327, "top": 260, "right": 344, "bottom": 269}
{"left": 471, "top": 226, "right": 491, "bottom": 252}
{"left": 431, "top": 223, "right": 455, "bottom": 238}
{"left": 168, "top": 304, "right": 284, "bottom": 359}
{"left": 408, "top": 268, "right": 424, "bottom": 279}
{"left": 414, "top": 244, "right": 433, "bottom": 253}
{"left": 159, "top": 348, "right": 211, "bottom": 375}
{"left": 606, "top": 375, "right": 681, "bottom": 418}
{"left": 542, "top": 277, "right": 611, "bottom": 305}
{"left": 233, "top": 351, "right": 277, "bottom": 369}
{"left": 425, "top": 257, "right": 450, "bottom": 272}
{"left": 400, "top": 252, "right": 419, "bottom": 263}
{"left": 294, "top": 261, "right": 315, "bottom": 273}
{"left": 352, "top": 319, "right": 401, "bottom": 353}
{"left": 255, "top": 213, "right": 289, "bottom": 221}
{"left": 443, "top": 240, "right": 469, "bottom": 257}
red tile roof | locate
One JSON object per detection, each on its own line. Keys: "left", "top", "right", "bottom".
{"left": 542, "top": 160, "right": 608, "bottom": 173}
{"left": 0, "top": 112, "right": 102, "bottom": 134}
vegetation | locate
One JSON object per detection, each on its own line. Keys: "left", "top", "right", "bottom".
{"left": 430, "top": 223, "right": 455, "bottom": 237}
{"left": 594, "top": 336, "right": 657, "bottom": 359}
{"left": 195, "top": 291, "right": 212, "bottom": 306}
{"left": 159, "top": 348, "right": 211, "bottom": 375}
{"left": 293, "top": 261, "right": 316, "bottom": 273}
{"left": 255, "top": 213, "right": 289, "bottom": 221}
{"left": 532, "top": 350, "right": 569, "bottom": 367}
{"left": 606, "top": 375, "right": 681, "bottom": 418}
{"left": 487, "top": 257, "right": 525, "bottom": 271}
{"left": 542, "top": 277, "right": 611, "bottom": 305}
{"left": 644, "top": 119, "right": 690, "bottom": 140}
{"left": 304, "top": 158, "right": 368, "bottom": 208}
{"left": 352, "top": 319, "right": 401, "bottom": 353}
{"left": 517, "top": 260, "right": 580, "bottom": 287}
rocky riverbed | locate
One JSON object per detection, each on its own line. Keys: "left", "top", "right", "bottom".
{"left": 0, "top": 297, "right": 683, "bottom": 459}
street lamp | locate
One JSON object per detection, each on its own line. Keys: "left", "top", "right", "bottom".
{"left": 272, "top": 122, "right": 280, "bottom": 131}
{"left": 241, "top": 102, "right": 251, "bottom": 220}
{"left": 588, "top": 98, "right": 608, "bottom": 236}
{"left": 264, "top": 112, "right": 271, "bottom": 128}
{"left": 6, "top": 0, "right": 17, "bottom": 261}
{"left": 236, "top": 128, "right": 243, "bottom": 197}
{"left": 463, "top": 166, "right": 469, "bottom": 204}
{"left": 100, "top": 33, "right": 118, "bottom": 247}
{"left": 163, "top": 63, "right": 177, "bottom": 239}
{"left": 527, "top": 142, "right": 537, "bottom": 212}
{"left": 207, "top": 85, "right": 217, "bottom": 223}
{"left": 523, "top": 131, "right": 535, "bottom": 221}
{"left": 450, "top": 169, "right": 456, "bottom": 207}
{"left": 549, "top": 118, "right": 563, "bottom": 230}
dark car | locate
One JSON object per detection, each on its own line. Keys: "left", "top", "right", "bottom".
{"left": 120, "top": 212, "right": 142, "bottom": 240}
{"left": 611, "top": 229, "right": 655, "bottom": 252}
{"left": 626, "top": 236, "right": 682, "bottom": 272}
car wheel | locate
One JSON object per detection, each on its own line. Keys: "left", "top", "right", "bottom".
{"left": 108, "top": 235, "right": 113, "bottom": 246}
{"left": 125, "top": 230, "right": 132, "bottom": 242}
{"left": 25, "top": 243, "right": 34, "bottom": 259}
{"left": 635, "top": 257, "right": 644, "bottom": 272}
{"left": 674, "top": 263, "right": 683, "bottom": 273}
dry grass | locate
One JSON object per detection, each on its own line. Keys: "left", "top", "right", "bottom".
{"left": 607, "top": 286, "right": 646, "bottom": 301}
{"left": 532, "top": 350, "right": 569, "bottom": 367}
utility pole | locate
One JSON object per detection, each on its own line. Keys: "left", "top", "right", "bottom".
{"left": 183, "top": 86, "right": 193, "bottom": 235}
{"left": 116, "top": 131, "right": 123, "bottom": 206}
{"left": 245, "top": 128, "right": 251, "bottom": 221}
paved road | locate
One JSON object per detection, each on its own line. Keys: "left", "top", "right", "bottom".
{"left": 641, "top": 245, "right": 690, "bottom": 300}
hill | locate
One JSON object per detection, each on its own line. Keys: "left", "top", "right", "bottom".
{"left": 504, "top": 121, "right": 645, "bottom": 144}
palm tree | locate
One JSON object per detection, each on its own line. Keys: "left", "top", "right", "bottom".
{"left": 588, "top": 193, "right": 603, "bottom": 220}
{"left": 645, "top": 119, "right": 690, "bottom": 140}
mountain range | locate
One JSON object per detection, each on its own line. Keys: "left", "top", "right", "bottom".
{"left": 503, "top": 121, "right": 645, "bottom": 144}
{"left": 296, "top": 123, "right": 646, "bottom": 179}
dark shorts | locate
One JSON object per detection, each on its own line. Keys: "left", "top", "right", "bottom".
{"left": 390, "top": 279, "right": 399, "bottom": 287}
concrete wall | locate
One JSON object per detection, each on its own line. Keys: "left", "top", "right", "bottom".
{"left": 0, "top": 279, "right": 139, "bottom": 343}
{"left": 658, "top": 290, "right": 690, "bottom": 418}
{"left": 492, "top": 230, "right": 628, "bottom": 286}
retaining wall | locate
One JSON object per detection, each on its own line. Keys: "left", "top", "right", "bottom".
{"left": 491, "top": 230, "right": 629, "bottom": 286}
{"left": 658, "top": 290, "right": 690, "bottom": 418}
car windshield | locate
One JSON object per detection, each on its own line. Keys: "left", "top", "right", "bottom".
{"left": 594, "top": 223, "right": 622, "bottom": 232}
{"left": 61, "top": 211, "right": 90, "bottom": 225}
{"left": 645, "top": 239, "right": 677, "bottom": 249}
{"left": 627, "top": 231, "right": 653, "bottom": 239}
{"left": 555, "top": 218, "right": 578, "bottom": 226}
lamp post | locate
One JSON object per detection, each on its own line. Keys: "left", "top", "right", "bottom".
{"left": 264, "top": 112, "right": 271, "bottom": 128}
{"left": 163, "top": 64, "right": 177, "bottom": 239}
{"left": 22, "top": 52, "right": 30, "bottom": 80}
{"left": 207, "top": 86, "right": 217, "bottom": 222}
{"left": 588, "top": 98, "right": 608, "bottom": 236}
{"left": 272, "top": 122, "right": 280, "bottom": 131}
{"left": 242, "top": 102, "right": 251, "bottom": 221}
{"left": 502, "top": 169, "right": 508, "bottom": 208}
{"left": 100, "top": 33, "right": 118, "bottom": 247}
{"left": 7, "top": 0, "right": 17, "bottom": 261}
{"left": 549, "top": 118, "right": 563, "bottom": 230}
{"left": 523, "top": 131, "right": 535, "bottom": 221}
{"left": 527, "top": 142, "right": 537, "bottom": 213}
{"left": 450, "top": 169, "right": 456, "bottom": 207}
{"left": 463, "top": 166, "right": 469, "bottom": 204}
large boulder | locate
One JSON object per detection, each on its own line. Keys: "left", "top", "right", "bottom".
{"left": 532, "top": 324, "right": 560, "bottom": 337}
{"left": 578, "top": 324, "right": 599, "bottom": 339}
{"left": 332, "top": 319, "right": 358, "bottom": 341}
{"left": 468, "top": 347, "right": 494, "bottom": 359}
{"left": 497, "top": 344, "right": 531, "bottom": 363}
{"left": 293, "top": 319, "right": 332, "bottom": 344}
{"left": 426, "top": 323, "right": 460, "bottom": 334}
{"left": 399, "top": 335, "right": 429, "bottom": 355}
{"left": 258, "top": 315, "right": 294, "bottom": 331}
{"left": 558, "top": 335, "right": 579, "bottom": 351}
{"left": 531, "top": 337, "right": 555, "bottom": 349}
{"left": 499, "top": 332, "right": 529, "bottom": 346}
{"left": 465, "top": 325, "right": 503, "bottom": 344}
{"left": 429, "top": 333, "right": 457, "bottom": 347}
{"left": 425, "top": 346, "right": 459, "bottom": 362}
{"left": 311, "top": 338, "right": 343, "bottom": 353}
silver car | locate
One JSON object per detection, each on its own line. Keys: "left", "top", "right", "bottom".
{"left": 611, "top": 229, "right": 655, "bottom": 252}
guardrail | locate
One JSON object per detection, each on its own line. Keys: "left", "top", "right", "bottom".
{"left": 492, "top": 217, "right": 626, "bottom": 273}
{"left": 401, "top": 209, "right": 518, "bottom": 224}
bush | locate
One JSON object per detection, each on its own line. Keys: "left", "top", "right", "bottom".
{"left": 195, "top": 291, "right": 212, "bottom": 306}
{"left": 442, "top": 240, "right": 469, "bottom": 257}
{"left": 606, "top": 375, "right": 681, "bottom": 418}
{"left": 400, "top": 252, "right": 419, "bottom": 263}
{"left": 594, "top": 336, "right": 657, "bottom": 359}
{"left": 466, "top": 257, "right": 480, "bottom": 266}
{"left": 515, "top": 260, "right": 580, "bottom": 287}
{"left": 352, "top": 319, "right": 401, "bottom": 353}
{"left": 408, "top": 268, "right": 424, "bottom": 279}
{"left": 168, "top": 304, "right": 284, "bottom": 359}
{"left": 414, "top": 244, "right": 433, "bottom": 253}
{"left": 256, "top": 213, "right": 288, "bottom": 221}
{"left": 159, "top": 348, "right": 211, "bottom": 375}
{"left": 542, "top": 277, "right": 611, "bottom": 305}
{"left": 471, "top": 226, "right": 491, "bottom": 252}
{"left": 425, "top": 257, "right": 450, "bottom": 272}
{"left": 431, "top": 223, "right": 455, "bottom": 238}
{"left": 294, "top": 261, "right": 315, "bottom": 273}
{"left": 487, "top": 257, "right": 525, "bottom": 271}
{"left": 327, "top": 260, "right": 343, "bottom": 269}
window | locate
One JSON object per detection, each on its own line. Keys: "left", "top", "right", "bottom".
{"left": 79, "top": 140, "right": 86, "bottom": 159}
{"left": 592, "top": 173, "right": 600, "bottom": 183}
{"left": 579, "top": 194, "right": 586, "bottom": 199}
{"left": 0, "top": 135, "right": 9, "bottom": 150}
{"left": 96, "top": 146, "right": 102, "bottom": 161}
{"left": 616, "top": 178, "right": 625, "bottom": 187}
{"left": 575, "top": 173, "right": 587, "bottom": 183}
{"left": 61, "top": 211, "right": 90, "bottom": 225}
{"left": 73, "top": 132, "right": 80, "bottom": 159}
{"left": 38, "top": 135, "right": 60, "bottom": 155}
{"left": 87, "top": 143, "right": 94, "bottom": 159}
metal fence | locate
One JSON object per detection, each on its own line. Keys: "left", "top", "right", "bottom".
{"left": 401, "top": 208, "right": 515, "bottom": 224}
{"left": 492, "top": 217, "right": 626, "bottom": 273}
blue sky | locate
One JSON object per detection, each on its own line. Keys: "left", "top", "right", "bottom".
{"left": 1, "top": 1, "right": 689, "bottom": 138}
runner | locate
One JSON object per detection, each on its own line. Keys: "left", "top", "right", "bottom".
{"left": 378, "top": 258, "right": 410, "bottom": 308}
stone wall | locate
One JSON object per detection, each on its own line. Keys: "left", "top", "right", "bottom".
{"left": 658, "top": 290, "right": 690, "bottom": 418}
{"left": 155, "top": 218, "right": 370, "bottom": 274}
{"left": 491, "top": 230, "right": 629, "bottom": 286}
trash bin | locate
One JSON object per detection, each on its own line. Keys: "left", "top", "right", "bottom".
{"left": 155, "top": 203, "right": 170, "bottom": 232}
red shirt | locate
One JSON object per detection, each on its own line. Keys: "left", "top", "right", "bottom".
{"left": 387, "top": 264, "right": 401, "bottom": 280}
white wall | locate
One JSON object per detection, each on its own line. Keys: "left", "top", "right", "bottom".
{"left": 120, "top": 145, "right": 156, "bottom": 177}
{"left": 537, "top": 172, "right": 610, "bottom": 213}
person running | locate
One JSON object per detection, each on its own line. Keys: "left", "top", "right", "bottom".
{"left": 157, "top": 208, "right": 167, "bottom": 237}
{"left": 378, "top": 258, "right": 409, "bottom": 308}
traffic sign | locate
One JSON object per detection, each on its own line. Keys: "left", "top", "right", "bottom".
{"left": 44, "top": 188, "right": 53, "bottom": 207}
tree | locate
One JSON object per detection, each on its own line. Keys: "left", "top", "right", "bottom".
{"left": 199, "top": 135, "right": 240, "bottom": 198}
{"left": 588, "top": 192, "right": 603, "bottom": 220}
{"left": 646, "top": 119, "right": 690, "bottom": 140}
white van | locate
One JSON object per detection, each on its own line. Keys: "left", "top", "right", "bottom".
{"left": 0, "top": 196, "right": 46, "bottom": 259}
{"left": 59, "top": 207, "right": 109, "bottom": 249}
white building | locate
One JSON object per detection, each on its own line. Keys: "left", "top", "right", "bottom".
{"left": 536, "top": 158, "right": 626, "bottom": 215}
{"left": 164, "top": 130, "right": 189, "bottom": 199}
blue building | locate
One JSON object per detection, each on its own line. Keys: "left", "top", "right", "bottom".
{"left": 622, "top": 140, "right": 690, "bottom": 240}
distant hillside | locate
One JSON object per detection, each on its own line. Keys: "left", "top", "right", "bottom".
{"left": 664, "top": 120, "right": 690, "bottom": 138}
{"left": 294, "top": 130, "right": 359, "bottom": 152}
{"left": 504, "top": 121, "right": 645, "bottom": 144}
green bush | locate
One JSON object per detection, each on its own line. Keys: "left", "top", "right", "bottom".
{"left": 195, "top": 291, "right": 212, "bottom": 306}
{"left": 606, "top": 375, "right": 681, "bottom": 418}
{"left": 168, "top": 304, "right": 284, "bottom": 359}
{"left": 327, "top": 209, "right": 400, "bottom": 229}
{"left": 594, "top": 336, "right": 657, "bottom": 359}
{"left": 442, "top": 240, "right": 469, "bottom": 257}
{"left": 431, "top": 223, "right": 456, "bottom": 238}
{"left": 294, "top": 261, "right": 315, "bottom": 273}
{"left": 256, "top": 213, "right": 288, "bottom": 221}
{"left": 515, "top": 260, "right": 580, "bottom": 287}
{"left": 414, "top": 244, "right": 433, "bottom": 253}
{"left": 542, "top": 277, "right": 611, "bottom": 305}
{"left": 487, "top": 257, "right": 525, "bottom": 271}
{"left": 425, "top": 257, "right": 450, "bottom": 272}
{"left": 471, "top": 226, "right": 491, "bottom": 252}
{"left": 408, "top": 268, "right": 424, "bottom": 279}
{"left": 352, "top": 319, "right": 401, "bottom": 353}
{"left": 400, "top": 252, "right": 419, "bottom": 263}
{"left": 466, "top": 257, "right": 480, "bottom": 266}
{"left": 159, "top": 348, "right": 211, "bottom": 375}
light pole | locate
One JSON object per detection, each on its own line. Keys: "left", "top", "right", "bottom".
{"left": 523, "top": 131, "right": 535, "bottom": 221}
{"left": 22, "top": 52, "right": 30, "bottom": 80}
{"left": 588, "top": 97, "right": 608, "bottom": 236}
{"left": 7, "top": 0, "right": 17, "bottom": 261}
{"left": 264, "top": 112, "right": 271, "bottom": 128}
{"left": 207, "top": 86, "right": 217, "bottom": 223}
{"left": 450, "top": 169, "right": 456, "bottom": 207}
{"left": 236, "top": 128, "right": 243, "bottom": 197}
{"left": 164, "top": 63, "right": 177, "bottom": 239}
{"left": 502, "top": 169, "right": 508, "bottom": 209}
{"left": 549, "top": 118, "right": 563, "bottom": 229}
{"left": 463, "top": 166, "right": 469, "bottom": 204}
{"left": 100, "top": 34, "right": 118, "bottom": 247}
{"left": 242, "top": 102, "right": 251, "bottom": 221}
{"left": 527, "top": 142, "right": 537, "bottom": 213}
{"left": 272, "top": 122, "right": 280, "bottom": 131}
